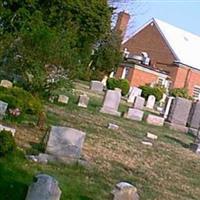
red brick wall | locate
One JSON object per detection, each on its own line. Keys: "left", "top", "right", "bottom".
{"left": 130, "top": 68, "right": 158, "bottom": 87}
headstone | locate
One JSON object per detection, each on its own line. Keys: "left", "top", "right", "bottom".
{"left": 146, "top": 132, "right": 158, "bottom": 140}
{"left": 78, "top": 94, "right": 89, "bottom": 108}
{"left": 127, "top": 87, "right": 142, "bottom": 103}
{"left": 101, "top": 76, "right": 108, "bottom": 87}
{"left": 112, "top": 182, "right": 139, "bottom": 200}
{"left": 100, "top": 90, "right": 121, "bottom": 116}
{"left": 167, "top": 97, "right": 192, "bottom": 126}
{"left": 108, "top": 123, "right": 119, "bottom": 130}
{"left": 0, "top": 124, "right": 15, "bottom": 136}
{"left": 90, "top": 80, "right": 104, "bottom": 92}
{"left": 146, "top": 95, "right": 156, "bottom": 109}
{"left": 133, "top": 96, "right": 145, "bottom": 110}
{"left": 146, "top": 114, "right": 164, "bottom": 126}
{"left": 163, "top": 96, "right": 175, "bottom": 119}
{"left": 0, "top": 80, "right": 13, "bottom": 88}
{"left": 58, "top": 95, "right": 69, "bottom": 104}
{"left": 46, "top": 126, "right": 86, "bottom": 159}
{"left": 188, "top": 102, "right": 200, "bottom": 130}
{"left": 141, "top": 141, "right": 153, "bottom": 146}
{"left": 125, "top": 108, "right": 144, "bottom": 121}
{"left": 25, "top": 174, "right": 61, "bottom": 200}
{"left": 0, "top": 100, "right": 8, "bottom": 119}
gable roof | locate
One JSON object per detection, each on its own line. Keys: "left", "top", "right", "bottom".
{"left": 124, "top": 18, "right": 200, "bottom": 70}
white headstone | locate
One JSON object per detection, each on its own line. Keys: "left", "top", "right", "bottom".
{"left": 163, "top": 96, "right": 175, "bottom": 119}
{"left": 101, "top": 76, "right": 108, "bottom": 87}
{"left": 0, "top": 124, "right": 16, "bottom": 136}
{"left": 58, "top": 95, "right": 69, "bottom": 104}
{"left": 146, "top": 114, "right": 164, "bottom": 126}
{"left": 125, "top": 108, "right": 144, "bottom": 121}
{"left": 133, "top": 96, "right": 145, "bottom": 110}
{"left": 0, "top": 80, "right": 13, "bottom": 88}
{"left": 90, "top": 81, "right": 104, "bottom": 92}
{"left": 127, "top": 87, "right": 142, "bottom": 103}
{"left": 78, "top": 94, "right": 89, "bottom": 108}
{"left": 146, "top": 95, "right": 156, "bottom": 109}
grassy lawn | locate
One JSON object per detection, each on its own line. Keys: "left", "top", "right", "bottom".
{"left": 1, "top": 81, "right": 200, "bottom": 200}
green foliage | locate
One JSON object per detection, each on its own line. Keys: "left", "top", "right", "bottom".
{"left": 106, "top": 78, "right": 130, "bottom": 96}
{"left": 0, "top": 0, "right": 112, "bottom": 92}
{"left": 169, "top": 88, "right": 189, "bottom": 99}
{"left": 0, "top": 86, "right": 42, "bottom": 115}
{"left": 140, "top": 85, "right": 164, "bottom": 101}
{"left": 0, "top": 130, "right": 16, "bottom": 157}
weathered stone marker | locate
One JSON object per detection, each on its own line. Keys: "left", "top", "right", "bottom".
{"left": 100, "top": 89, "right": 121, "bottom": 116}
{"left": 46, "top": 126, "right": 86, "bottom": 160}
{"left": 163, "top": 96, "right": 175, "bottom": 119}
{"left": 125, "top": 108, "right": 144, "bottom": 121}
{"left": 127, "top": 87, "right": 142, "bottom": 103}
{"left": 133, "top": 96, "right": 145, "bottom": 110}
{"left": 112, "top": 182, "right": 139, "bottom": 200}
{"left": 0, "top": 100, "right": 8, "bottom": 119}
{"left": 25, "top": 174, "right": 61, "bottom": 200}
{"left": 166, "top": 97, "right": 192, "bottom": 132}
{"left": 108, "top": 123, "right": 119, "bottom": 130}
{"left": 90, "top": 80, "right": 104, "bottom": 92}
{"left": 146, "top": 114, "right": 164, "bottom": 126}
{"left": 0, "top": 80, "right": 13, "bottom": 88}
{"left": 146, "top": 95, "right": 156, "bottom": 109}
{"left": 78, "top": 94, "right": 89, "bottom": 108}
{"left": 0, "top": 124, "right": 16, "bottom": 136}
{"left": 58, "top": 95, "right": 69, "bottom": 104}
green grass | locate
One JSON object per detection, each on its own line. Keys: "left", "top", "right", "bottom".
{"left": 1, "top": 82, "right": 200, "bottom": 200}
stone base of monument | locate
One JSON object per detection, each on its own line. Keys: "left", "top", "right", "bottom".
{"left": 190, "top": 143, "right": 200, "bottom": 154}
{"left": 124, "top": 108, "right": 144, "bottom": 121}
{"left": 165, "top": 122, "right": 188, "bottom": 133}
{"left": 100, "top": 107, "right": 121, "bottom": 117}
{"left": 188, "top": 128, "right": 198, "bottom": 136}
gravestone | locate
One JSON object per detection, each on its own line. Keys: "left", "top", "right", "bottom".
{"left": 90, "top": 80, "right": 104, "bottom": 92}
{"left": 0, "top": 100, "right": 8, "bottom": 119}
{"left": 101, "top": 76, "right": 108, "bottom": 87}
{"left": 0, "top": 80, "right": 13, "bottom": 88}
{"left": 78, "top": 94, "right": 89, "bottom": 108}
{"left": 25, "top": 174, "right": 61, "bottom": 200}
{"left": 112, "top": 182, "right": 139, "bottom": 200}
{"left": 146, "top": 95, "right": 156, "bottom": 109}
{"left": 108, "top": 123, "right": 119, "bottom": 130}
{"left": 146, "top": 114, "right": 164, "bottom": 126}
{"left": 188, "top": 102, "right": 200, "bottom": 130}
{"left": 167, "top": 97, "right": 192, "bottom": 126}
{"left": 58, "top": 95, "right": 69, "bottom": 104}
{"left": 146, "top": 132, "right": 158, "bottom": 140}
{"left": 133, "top": 96, "right": 145, "bottom": 110}
{"left": 127, "top": 87, "right": 142, "bottom": 103}
{"left": 125, "top": 108, "right": 144, "bottom": 121}
{"left": 0, "top": 124, "right": 16, "bottom": 136}
{"left": 163, "top": 96, "right": 175, "bottom": 119}
{"left": 100, "top": 89, "right": 121, "bottom": 116}
{"left": 46, "top": 126, "right": 86, "bottom": 160}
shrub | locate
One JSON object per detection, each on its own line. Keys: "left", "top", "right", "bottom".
{"left": 0, "top": 130, "right": 16, "bottom": 156}
{"left": 106, "top": 78, "right": 130, "bottom": 96}
{"left": 140, "top": 85, "right": 164, "bottom": 101}
{"left": 169, "top": 88, "right": 189, "bottom": 99}
{"left": 0, "top": 86, "right": 42, "bottom": 115}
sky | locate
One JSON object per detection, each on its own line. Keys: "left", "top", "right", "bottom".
{"left": 109, "top": 0, "right": 200, "bottom": 40}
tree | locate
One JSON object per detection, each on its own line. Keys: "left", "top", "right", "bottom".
{"left": 0, "top": 0, "right": 112, "bottom": 92}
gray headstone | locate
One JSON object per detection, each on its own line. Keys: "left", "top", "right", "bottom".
{"left": 112, "top": 182, "right": 139, "bottom": 200}
{"left": 146, "top": 95, "right": 156, "bottom": 109}
{"left": 146, "top": 114, "right": 164, "bottom": 126}
{"left": 167, "top": 97, "right": 192, "bottom": 126}
{"left": 90, "top": 80, "right": 104, "bottom": 92}
{"left": 133, "top": 96, "right": 145, "bottom": 110}
{"left": 0, "top": 100, "right": 8, "bottom": 118}
{"left": 127, "top": 87, "right": 142, "bottom": 103}
{"left": 78, "top": 94, "right": 89, "bottom": 108}
{"left": 188, "top": 102, "right": 200, "bottom": 129}
{"left": 125, "top": 108, "right": 144, "bottom": 121}
{"left": 100, "top": 90, "right": 121, "bottom": 116}
{"left": 25, "top": 174, "right": 61, "bottom": 200}
{"left": 46, "top": 126, "right": 86, "bottom": 159}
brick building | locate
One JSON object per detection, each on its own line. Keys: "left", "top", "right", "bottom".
{"left": 115, "top": 12, "right": 200, "bottom": 99}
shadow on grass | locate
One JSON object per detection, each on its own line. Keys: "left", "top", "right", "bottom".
{"left": 164, "top": 135, "right": 190, "bottom": 148}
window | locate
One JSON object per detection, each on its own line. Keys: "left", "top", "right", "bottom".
{"left": 157, "top": 77, "right": 165, "bottom": 86}
{"left": 193, "top": 85, "right": 200, "bottom": 99}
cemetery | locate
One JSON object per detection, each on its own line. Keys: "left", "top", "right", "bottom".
{"left": 1, "top": 79, "right": 200, "bottom": 200}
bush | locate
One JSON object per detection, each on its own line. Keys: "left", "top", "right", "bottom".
{"left": 0, "top": 86, "right": 42, "bottom": 115}
{"left": 106, "top": 78, "right": 130, "bottom": 96}
{"left": 169, "top": 88, "right": 189, "bottom": 99}
{"left": 140, "top": 85, "right": 164, "bottom": 101}
{"left": 0, "top": 130, "right": 16, "bottom": 156}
